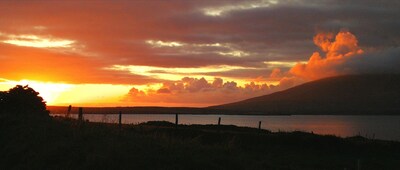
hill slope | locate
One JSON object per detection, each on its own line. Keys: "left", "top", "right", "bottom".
{"left": 210, "top": 74, "right": 400, "bottom": 115}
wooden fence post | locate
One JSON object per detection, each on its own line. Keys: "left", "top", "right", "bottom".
{"left": 217, "top": 117, "right": 222, "bottom": 133}
{"left": 67, "top": 105, "right": 72, "bottom": 117}
{"left": 119, "top": 111, "right": 122, "bottom": 130}
{"left": 78, "top": 107, "right": 83, "bottom": 122}
{"left": 175, "top": 113, "right": 178, "bottom": 127}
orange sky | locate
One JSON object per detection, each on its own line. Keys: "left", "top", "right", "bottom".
{"left": 1, "top": 1, "right": 399, "bottom": 107}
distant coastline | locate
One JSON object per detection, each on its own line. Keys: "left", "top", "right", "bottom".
{"left": 48, "top": 105, "right": 400, "bottom": 116}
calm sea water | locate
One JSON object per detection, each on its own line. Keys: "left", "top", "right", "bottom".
{"left": 53, "top": 114, "right": 400, "bottom": 141}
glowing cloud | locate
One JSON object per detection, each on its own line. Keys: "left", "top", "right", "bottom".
{"left": 218, "top": 50, "right": 249, "bottom": 57}
{"left": 123, "top": 77, "right": 274, "bottom": 107}
{"left": 264, "top": 61, "right": 300, "bottom": 68}
{"left": 290, "top": 31, "right": 364, "bottom": 80}
{"left": 202, "top": 0, "right": 278, "bottom": 16}
{"left": 105, "top": 65, "right": 257, "bottom": 85}
{"left": 193, "top": 43, "right": 222, "bottom": 47}
{"left": 145, "top": 40, "right": 250, "bottom": 57}
{"left": 1, "top": 33, "right": 75, "bottom": 48}
{"left": 145, "top": 40, "right": 184, "bottom": 47}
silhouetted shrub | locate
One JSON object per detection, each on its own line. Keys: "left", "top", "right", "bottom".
{"left": 0, "top": 85, "right": 48, "bottom": 117}
{"left": 0, "top": 91, "right": 6, "bottom": 112}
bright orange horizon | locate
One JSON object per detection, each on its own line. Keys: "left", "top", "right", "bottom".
{"left": 1, "top": 1, "right": 398, "bottom": 107}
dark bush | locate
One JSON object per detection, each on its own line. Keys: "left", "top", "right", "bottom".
{"left": 0, "top": 85, "right": 48, "bottom": 117}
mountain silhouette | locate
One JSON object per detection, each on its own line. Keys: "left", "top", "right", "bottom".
{"left": 210, "top": 74, "right": 400, "bottom": 115}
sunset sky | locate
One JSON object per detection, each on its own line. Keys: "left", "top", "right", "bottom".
{"left": 0, "top": 0, "right": 399, "bottom": 107}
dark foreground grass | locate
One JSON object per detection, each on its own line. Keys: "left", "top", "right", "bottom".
{"left": 1, "top": 115, "right": 400, "bottom": 170}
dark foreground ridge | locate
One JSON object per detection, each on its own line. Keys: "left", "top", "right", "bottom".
{"left": 211, "top": 74, "right": 400, "bottom": 115}
{"left": 1, "top": 114, "right": 400, "bottom": 169}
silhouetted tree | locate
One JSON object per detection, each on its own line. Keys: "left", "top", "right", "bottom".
{"left": 0, "top": 85, "right": 48, "bottom": 117}
{"left": 0, "top": 91, "right": 7, "bottom": 111}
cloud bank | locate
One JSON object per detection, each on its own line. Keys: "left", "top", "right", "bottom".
{"left": 124, "top": 77, "right": 278, "bottom": 106}
{"left": 124, "top": 30, "right": 400, "bottom": 106}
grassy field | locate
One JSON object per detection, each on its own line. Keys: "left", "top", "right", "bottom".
{"left": 1, "top": 114, "right": 400, "bottom": 170}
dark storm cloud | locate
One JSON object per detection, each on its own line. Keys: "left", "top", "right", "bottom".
{"left": 343, "top": 47, "right": 400, "bottom": 74}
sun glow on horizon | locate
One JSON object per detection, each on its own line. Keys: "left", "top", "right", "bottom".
{"left": 0, "top": 79, "right": 72, "bottom": 105}
{"left": 0, "top": 79, "right": 132, "bottom": 106}
{"left": 0, "top": 77, "right": 278, "bottom": 107}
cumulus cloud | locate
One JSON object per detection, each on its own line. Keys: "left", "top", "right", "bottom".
{"left": 123, "top": 77, "right": 281, "bottom": 106}
{"left": 287, "top": 30, "right": 400, "bottom": 82}
{"left": 277, "top": 76, "right": 304, "bottom": 90}
{"left": 289, "top": 31, "right": 363, "bottom": 80}
{"left": 269, "top": 68, "right": 282, "bottom": 78}
{"left": 127, "top": 87, "right": 146, "bottom": 97}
